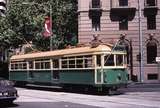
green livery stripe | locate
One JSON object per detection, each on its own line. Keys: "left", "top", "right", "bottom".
{"left": 60, "top": 69, "right": 95, "bottom": 85}
{"left": 10, "top": 71, "right": 28, "bottom": 81}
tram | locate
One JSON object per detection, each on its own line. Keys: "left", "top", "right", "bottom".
{"left": 9, "top": 44, "right": 128, "bottom": 93}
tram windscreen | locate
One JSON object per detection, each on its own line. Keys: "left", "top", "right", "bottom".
{"left": 104, "top": 55, "right": 114, "bottom": 66}
{"left": 116, "top": 55, "right": 123, "bottom": 66}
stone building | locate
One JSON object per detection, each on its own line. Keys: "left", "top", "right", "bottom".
{"left": 78, "top": 0, "right": 160, "bottom": 83}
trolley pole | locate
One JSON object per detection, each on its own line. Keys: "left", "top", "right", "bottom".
{"left": 49, "top": 4, "right": 53, "bottom": 51}
{"left": 138, "top": 0, "right": 144, "bottom": 82}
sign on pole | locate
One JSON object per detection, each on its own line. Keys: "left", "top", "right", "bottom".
{"left": 156, "top": 57, "right": 160, "bottom": 62}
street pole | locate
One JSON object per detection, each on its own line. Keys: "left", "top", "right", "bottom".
{"left": 138, "top": 0, "right": 144, "bottom": 82}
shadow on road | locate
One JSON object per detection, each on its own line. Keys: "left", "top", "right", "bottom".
{"left": 16, "top": 83, "right": 160, "bottom": 96}
{"left": 16, "top": 85, "right": 122, "bottom": 96}
{"left": 119, "top": 83, "right": 160, "bottom": 93}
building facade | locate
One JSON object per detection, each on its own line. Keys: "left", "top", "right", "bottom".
{"left": 78, "top": 0, "right": 160, "bottom": 83}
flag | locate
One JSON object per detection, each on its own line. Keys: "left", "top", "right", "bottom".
{"left": 43, "top": 16, "right": 52, "bottom": 38}
{"left": 0, "top": 0, "right": 7, "bottom": 17}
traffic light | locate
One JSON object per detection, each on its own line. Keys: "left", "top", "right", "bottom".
{"left": 0, "top": 0, "right": 7, "bottom": 17}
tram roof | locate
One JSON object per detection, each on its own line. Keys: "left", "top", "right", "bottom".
{"left": 10, "top": 44, "right": 125, "bottom": 61}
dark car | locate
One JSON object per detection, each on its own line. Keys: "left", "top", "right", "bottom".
{"left": 0, "top": 77, "right": 18, "bottom": 104}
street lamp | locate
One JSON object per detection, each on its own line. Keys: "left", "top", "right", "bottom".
{"left": 22, "top": 2, "right": 53, "bottom": 51}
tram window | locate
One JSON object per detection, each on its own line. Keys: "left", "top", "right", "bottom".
{"left": 44, "top": 62, "right": 50, "bottom": 69}
{"left": 11, "top": 64, "right": 14, "bottom": 69}
{"left": 96, "top": 55, "right": 101, "bottom": 66}
{"left": 76, "top": 59, "right": 83, "bottom": 68}
{"left": 81, "top": 55, "right": 93, "bottom": 68}
{"left": 104, "top": 55, "right": 114, "bottom": 66}
{"left": 62, "top": 60, "right": 68, "bottom": 68}
{"left": 69, "top": 59, "right": 75, "bottom": 68}
{"left": 41, "top": 62, "right": 44, "bottom": 69}
{"left": 35, "top": 62, "right": 40, "bottom": 69}
{"left": 29, "top": 61, "right": 33, "bottom": 69}
{"left": 84, "top": 58, "right": 92, "bottom": 68}
{"left": 53, "top": 59, "right": 59, "bottom": 68}
{"left": 19, "top": 64, "right": 23, "bottom": 69}
{"left": 116, "top": 55, "right": 123, "bottom": 66}
{"left": 15, "top": 64, "right": 18, "bottom": 69}
{"left": 23, "top": 63, "right": 27, "bottom": 69}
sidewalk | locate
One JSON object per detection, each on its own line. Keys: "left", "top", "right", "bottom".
{"left": 127, "top": 82, "right": 160, "bottom": 88}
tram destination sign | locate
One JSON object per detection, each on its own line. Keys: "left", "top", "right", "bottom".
{"left": 156, "top": 57, "right": 160, "bottom": 62}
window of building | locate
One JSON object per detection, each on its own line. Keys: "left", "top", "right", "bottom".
{"left": 92, "top": 0, "right": 100, "bottom": 8}
{"left": 146, "top": 0, "right": 156, "bottom": 6}
{"left": 119, "top": 18, "right": 128, "bottom": 30}
{"left": 147, "top": 15, "right": 156, "bottom": 30}
{"left": 147, "top": 74, "right": 158, "bottom": 80}
{"left": 92, "top": 16, "right": 101, "bottom": 31}
{"left": 147, "top": 40, "right": 157, "bottom": 64}
{"left": 119, "top": 0, "right": 128, "bottom": 6}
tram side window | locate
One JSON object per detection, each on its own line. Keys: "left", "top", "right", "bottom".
{"left": 19, "top": 64, "right": 22, "bottom": 69}
{"left": 29, "top": 61, "right": 33, "bottom": 69}
{"left": 116, "top": 55, "right": 123, "bottom": 66}
{"left": 11, "top": 63, "right": 16, "bottom": 70}
{"left": 35, "top": 62, "right": 41, "bottom": 69}
{"left": 44, "top": 62, "right": 50, "bottom": 69}
{"left": 96, "top": 55, "right": 101, "bottom": 67}
{"left": 69, "top": 58, "right": 75, "bottom": 68}
{"left": 11, "top": 64, "right": 14, "bottom": 70}
{"left": 35, "top": 60, "right": 50, "bottom": 69}
{"left": 61, "top": 56, "right": 93, "bottom": 69}
{"left": 84, "top": 56, "right": 93, "bottom": 68}
{"left": 76, "top": 58, "right": 83, "bottom": 68}
{"left": 10, "top": 62, "right": 27, "bottom": 70}
{"left": 104, "top": 55, "right": 114, "bottom": 66}
{"left": 62, "top": 59, "right": 68, "bottom": 68}
{"left": 53, "top": 59, "right": 59, "bottom": 68}
{"left": 23, "top": 63, "right": 27, "bottom": 69}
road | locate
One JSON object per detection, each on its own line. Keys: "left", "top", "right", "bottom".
{"left": 4, "top": 84, "right": 160, "bottom": 108}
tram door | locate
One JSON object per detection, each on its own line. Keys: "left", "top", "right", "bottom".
{"left": 28, "top": 61, "right": 34, "bottom": 81}
{"left": 52, "top": 59, "right": 60, "bottom": 83}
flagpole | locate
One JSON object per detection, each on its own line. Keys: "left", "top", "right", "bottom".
{"left": 49, "top": 4, "right": 53, "bottom": 51}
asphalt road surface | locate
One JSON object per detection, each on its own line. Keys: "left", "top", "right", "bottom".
{"left": 2, "top": 83, "right": 160, "bottom": 108}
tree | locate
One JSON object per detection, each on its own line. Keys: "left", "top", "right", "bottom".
{"left": 0, "top": 0, "right": 78, "bottom": 51}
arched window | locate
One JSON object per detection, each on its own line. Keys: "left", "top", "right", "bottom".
{"left": 147, "top": 40, "right": 157, "bottom": 64}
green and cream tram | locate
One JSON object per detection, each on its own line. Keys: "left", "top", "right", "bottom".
{"left": 9, "top": 44, "right": 128, "bottom": 92}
